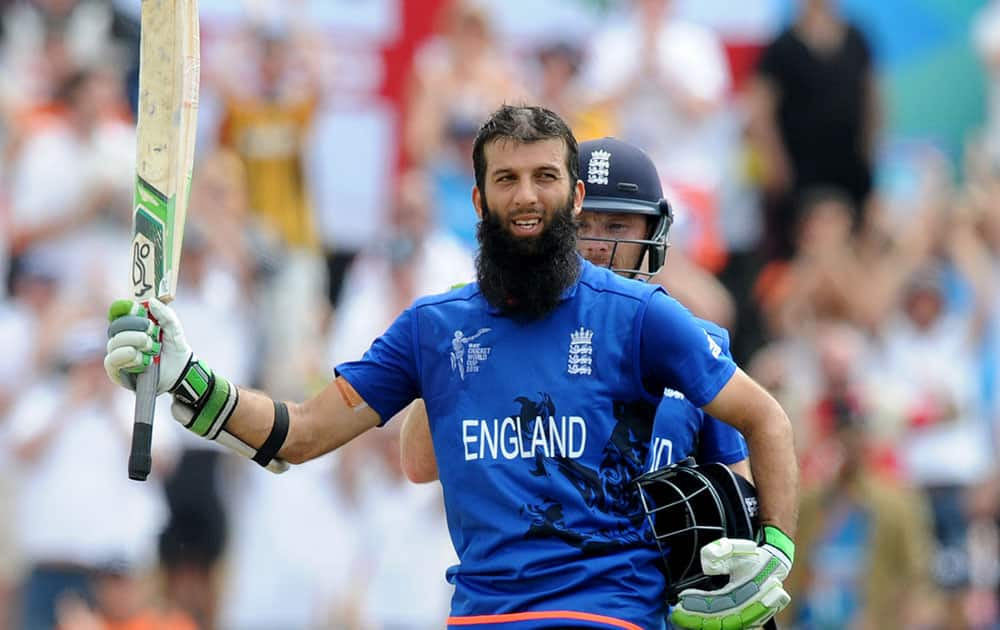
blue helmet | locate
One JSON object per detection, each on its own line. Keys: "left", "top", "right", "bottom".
{"left": 578, "top": 137, "right": 673, "bottom": 279}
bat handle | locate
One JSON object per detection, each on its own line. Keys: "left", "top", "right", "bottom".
{"left": 129, "top": 362, "right": 159, "bottom": 481}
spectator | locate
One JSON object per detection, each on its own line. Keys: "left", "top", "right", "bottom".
{"left": 7, "top": 64, "right": 133, "bottom": 294}
{"left": 0, "top": 0, "right": 139, "bottom": 116}
{"left": 324, "top": 424, "right": 456, "bottom": 629}
{"left": 407, "top": 0, "right": 528, "bottom": 251}
{"left": 325, "top": 168, "right": 475, "bottom": 367}
{"left": 54, "top": 559, "right": 196, "bottom": 630}
{"left": 531, "top": 40, "right": 614, "bottom": 142}
{"left": 973, "top": 0, "right": 1000, "bottom": 169}
{"left": 404, "top": 0, "right": 527, "bottom": 167}
{"left": 782, "top": 400, "right": 939, "bottom": 629}
{"left": 8, "top": 318, "right": 172, "bottom": 630}
{"left": 748, "top": 0, "right": 880, "bottom": 260}
{"left": 215, "top": 26, "right": 327, "bottom": 400}
{"left": 581, "top": 0, "right": 734, "bottom": 273}
{"left": 755, "top": 188, "right": 868, "bottom": 338}
{"left": 873, "top": 258, "right": 993, "bottom": 627}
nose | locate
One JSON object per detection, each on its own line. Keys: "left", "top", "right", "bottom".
{"left": 511, "top": 178, "right": 539, "bottom": 209}
{"left": 578, "top": 229, "right": 611, "bottom": 258}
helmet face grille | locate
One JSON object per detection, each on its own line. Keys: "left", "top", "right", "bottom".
{"left": 635, "top": 462, "right": 758, "bottom": 602}
{"left": 577, "top": 232, "right": 667, "bottom": 280}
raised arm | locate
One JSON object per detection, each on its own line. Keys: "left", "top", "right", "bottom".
{"left": 105, "top": 298, "right": 384, "bottom": 471}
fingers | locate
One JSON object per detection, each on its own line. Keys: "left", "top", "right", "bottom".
{"left": 147, "top": 297, "right": 184, "bottom": 342}
{"left": 105, "top": 344, "right": 150, "bottom": 373}
{"left": 106, "top": 304, "right": 162, "bottom": 380}
{"left": 108, "top": 298, "right": 145, "bottom": 321}
{"left": 701, "top": 538, "right": 757, "bottom": 576}
{"left": 761, "top": 581, "right": 790, "bottom": 610}
{"left": 108, "top": 315, "right": 159, "bottom": 339}
{"left": 104, "top": 350, "right": 138, "bottom": 390}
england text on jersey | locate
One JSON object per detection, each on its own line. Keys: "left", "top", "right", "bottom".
{"left": 461, "top": 415, "right": 587, "bottom": 461}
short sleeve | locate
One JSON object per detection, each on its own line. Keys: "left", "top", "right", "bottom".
{"left": 334, "top": 307, "right": 421, "bottom": 424}
{"left": 639, "top": 291, "right": 737, "bottom": 407}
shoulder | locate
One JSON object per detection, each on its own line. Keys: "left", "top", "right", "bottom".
{"left": 412, "top": 281, "right": 484, "bottom": 312}
{"left": 694, "top": 317, "right": 732, "bottom": 352}
{"left": 846, "top": 23, "right": 875, "bottom": 59}
{"left": 760, "top": 28, "right": 798, "bottom": 61}
{"left": 576, "top": 260, "right": 661, "bottom": 303}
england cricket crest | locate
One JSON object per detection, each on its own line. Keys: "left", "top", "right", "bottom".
{"left": 586, "top": 149, "right": 610, "bottom": 185}
{"left": 567, "top": 327, "right": 594, "bottom": 375}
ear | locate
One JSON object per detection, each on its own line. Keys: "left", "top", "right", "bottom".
{"left": 572, "top": 179, "right": 585, "bottom": 217}
{"left": 473, "top": 186, "right": 484, "bottom": 220}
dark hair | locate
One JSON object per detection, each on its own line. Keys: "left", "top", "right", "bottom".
{"left": 472, "top": 105, "right": 579, "bottom": 193}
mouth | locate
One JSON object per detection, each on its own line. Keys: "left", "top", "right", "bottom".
{"left": 510, "top": 215, "right": 543, "bottom": 237}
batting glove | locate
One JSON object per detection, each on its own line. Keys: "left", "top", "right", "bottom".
{"left": 106, "top": 297, "right": 236, "bottom": 438}
{"left": 106, "top": 298, "right": 288, "bottom": 473}
{"left": 106, "top": 299, "right": 190, "bottom": 393}
{"left": 669, "top": 525, "right": 794, "bottom": 630}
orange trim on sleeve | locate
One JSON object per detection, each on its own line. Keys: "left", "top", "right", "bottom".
{"left": 447, "top": 610, "right": 643, "bottom": 630}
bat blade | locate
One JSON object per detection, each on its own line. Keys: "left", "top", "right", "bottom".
{"left": 129, "top": 0, "right": 200, "bottom": 481}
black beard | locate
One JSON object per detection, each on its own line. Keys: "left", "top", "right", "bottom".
{"left": 476, "top": 198, "right": 581, "bottom": 320}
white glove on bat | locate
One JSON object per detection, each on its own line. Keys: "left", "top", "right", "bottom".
{"left": 669, "top": 526, "right": 794, "bottom": 630}
{"left": 105, "top": 298, "right": 288, "bottom": 473}
{"left": 105, "top": 298, "right": 190, "bottom": 395}
{"left": 106, "top": 297, "right": 234, "bottom": 438}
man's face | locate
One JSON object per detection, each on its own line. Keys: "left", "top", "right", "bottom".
{"left": 473, "top": 137, "right": 583, "bottom": 240}
{"left": 473, "top": 137, "right": 584, "bottom": 318}
{"left": 577, "top": 211, "right": 648, "bottom": 275}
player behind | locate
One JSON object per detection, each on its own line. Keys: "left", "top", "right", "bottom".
{"left": 104, "top": 105, "right": 797, "bottom": 629}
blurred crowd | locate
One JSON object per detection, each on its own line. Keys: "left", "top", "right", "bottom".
{"left": 0, "top": 0, "right": 998, "bottom": 628}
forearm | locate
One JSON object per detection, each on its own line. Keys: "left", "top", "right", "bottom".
{"left": 703, "top": 370, "right": 799, "bottom": 537}
{"left": 742, "top": 407, "right": 798, "bottom": 537}
{"left": 221, "top": 377, "right": 381, "bottom": 465}
{"left": 400, "top": 399, "right": 439, "bottom": 483}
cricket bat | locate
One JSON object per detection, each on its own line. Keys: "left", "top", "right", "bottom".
{"left": 129, "top": 0, "right": 200, "bottom": 481}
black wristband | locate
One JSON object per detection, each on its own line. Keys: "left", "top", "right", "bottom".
{"left": 253, "top": 401, "right": 289, "bottom": 467}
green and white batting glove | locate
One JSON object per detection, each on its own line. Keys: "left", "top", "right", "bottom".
{"left": 105, "top": 298, "right": 287, "bottom": 473}
{"left": 669, "top": 525, "right": 794, "bottom": 630}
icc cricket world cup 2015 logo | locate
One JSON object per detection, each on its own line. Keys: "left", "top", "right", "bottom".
{"left": 450, "top": 328, "right": 492, "bottom": 380}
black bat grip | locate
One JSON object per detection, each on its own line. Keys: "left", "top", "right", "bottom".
{"left": 128, "top": 361, "right": 159, "bottom": 481}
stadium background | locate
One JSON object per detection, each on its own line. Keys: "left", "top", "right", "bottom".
{"left": 0, "top": 0, "right": 998, "bottom": 628}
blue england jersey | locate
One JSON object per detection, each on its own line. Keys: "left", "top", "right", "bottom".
{"left": 645, "top": 320, "right": 748, "bottom": 473}
{"left": 336, "top": 260, "right": 737, "bottom": 630}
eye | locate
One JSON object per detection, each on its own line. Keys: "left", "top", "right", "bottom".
{"left": 608, "top": 222, "right": 628, "bottom": 233}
